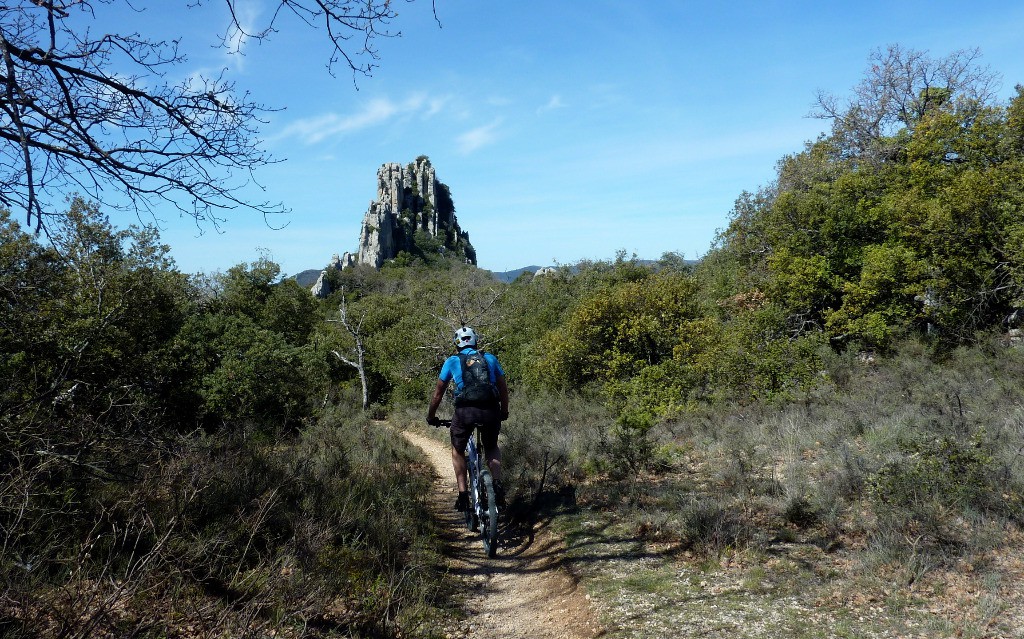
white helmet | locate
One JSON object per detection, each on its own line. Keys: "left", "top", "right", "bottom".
{"left": 453, "top": 326, "right": 478, "bottom": 347}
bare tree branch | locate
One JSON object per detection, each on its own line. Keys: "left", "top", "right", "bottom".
{"left": 0, "top": 1, "right": 414, "bottom": 230}
{"left": 810, "top": 45, "right": 1000, "bottom": 163}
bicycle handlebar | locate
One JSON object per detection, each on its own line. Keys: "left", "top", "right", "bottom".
{"left": 430, "top": 417, "right": 502, "bottom": 428}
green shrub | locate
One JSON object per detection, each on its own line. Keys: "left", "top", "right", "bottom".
{"left": 782, "top": 495, "right": 819, "bottom": 528}
{"left": 603, "top": 412, "right": 656, "bottom": 478}
{"left": 677, "top": 497, "right": 748, "bottom": 554}
{"left": 869, "top": 431, "right": 1007, "bottom": 518}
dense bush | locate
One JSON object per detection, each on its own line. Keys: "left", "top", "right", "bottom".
{"left": 707, "top": 81, "right": 1024, "bottom": 349}
{"left": 2, "top": 411, "right": 445, "bottom": 638}
{"left": 0, "top": 202, "right": 449, "bottom": 638}
{"left": 869, "top": 432, "right": 1009, "bottom": 529}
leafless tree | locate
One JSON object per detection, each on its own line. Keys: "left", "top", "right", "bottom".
{"left": 330, "top": 288, "right": 369, "bottom": 410}
{"left": 811, "top": 45, "right": 1000, "bottom": 162}
{"left": 421, "top": 270, "right": 508, "bottom": 361}
{"left": 0, "top": 0, "right": 416, "bottom": 231}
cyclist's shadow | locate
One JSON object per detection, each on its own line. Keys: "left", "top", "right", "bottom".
{"left": 497, "top": 483, "right": 577, "bottom": 557}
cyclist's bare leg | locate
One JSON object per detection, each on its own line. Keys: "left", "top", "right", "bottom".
{"left": 452, "top": 446, "right": 468, "bottom": 492}
{"left": 486, "top": 446, "right": 502, "bottom": 482}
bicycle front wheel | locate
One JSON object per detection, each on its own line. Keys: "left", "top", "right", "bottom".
{"left": 479, "top": 469, "right": 499, "bottom": 557}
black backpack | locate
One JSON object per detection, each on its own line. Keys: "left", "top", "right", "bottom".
{"left": 455, "top": 351, "right": 499, "bottom": 408}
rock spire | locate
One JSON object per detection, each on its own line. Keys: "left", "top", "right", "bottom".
{"left": 312, "top": 157, "right": 476, "bottom": 297}
{"left": 342, "top": 156, "right": 475, "bottom": 269}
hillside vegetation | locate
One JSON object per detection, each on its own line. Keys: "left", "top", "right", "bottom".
{"left": 3, "top": 46, "right": 1024, "bottom": 637}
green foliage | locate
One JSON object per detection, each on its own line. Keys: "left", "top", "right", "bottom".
{"left": 155, "top": 256, "right": 333, "bottom": 430}
{"left": 516, "top": 260, "right": 823, "bottom": 419}
{"left": 1, "top": 199, "right": 450, "bottom": 638}
{"left": 494, "top": 266, "right": 579, "bottom": 383}
{"left": 603, "top": 412, "right": 657, "bottom": 478}
{"left": 825, "top": 243, "right": 924, "bottom": 345}
{"left": 710, "top": 71, "right": 1024, "bottom": 349}
{"left": 712, "top": 304, "right": 826, "bottom": 401}
{"left": 392, "top": 230, "right": 446, "bottom": 267}
{"left": 216, "top": 256, "right": 319, "bottom": 344}
{"left": 766, "top": 249, "right": 838, "bottom": 318}
{"left": 869, "top": 431, "right": 1007, "bottom": 518}
{"left": 178, "top": 313, "right": 320, "bottom": 427}
{"left": 1, "top": 199, "right": 194, "bottom": 432}
{"left": 533, "top": 271, "right": 715, "bottom": 418}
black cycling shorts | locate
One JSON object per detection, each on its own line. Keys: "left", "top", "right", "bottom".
{"left": 450, "top": 406, "right": 501, "bottom": 455}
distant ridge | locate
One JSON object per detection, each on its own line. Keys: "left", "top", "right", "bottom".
{"left": 491, "top": 265, "right": 544, "bottom": 283}
{"left": 293, "top": 269, "right": 321, "bottom": 288}
{"left": 291, "top": 265, "right": 543, "bottom": 286}
{"left": 490, "top": 258, "right": 698, "bottom": 282}
{"left": 292, "top": 258, "right": 699, "bottom": 287}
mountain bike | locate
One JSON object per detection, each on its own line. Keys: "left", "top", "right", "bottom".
{"left": 437, "top": 419, "right": 499, "bottom": 557}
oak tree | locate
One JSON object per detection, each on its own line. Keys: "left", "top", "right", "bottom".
{"left": 812, "top": 45, "right": 999, "bottom": 163}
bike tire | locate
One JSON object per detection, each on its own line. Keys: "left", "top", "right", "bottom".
{"left": 479, "top": 469, "right": 499, "bottom": 557}
{"left": 467, "top": 473, "right": 480, "bottom": 532}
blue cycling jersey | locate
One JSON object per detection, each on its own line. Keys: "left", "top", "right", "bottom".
{"left": 439, "top": 348, "right": 505, "bottom": 394}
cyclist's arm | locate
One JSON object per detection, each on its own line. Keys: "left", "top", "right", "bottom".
{"left": 496, "top": 373, "right": 509, "bottom": 421}
{"left": 427, "top": 378, "right": 449, "bottom": 422}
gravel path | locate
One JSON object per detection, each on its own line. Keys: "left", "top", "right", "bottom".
{"left": 403, "top": 429, "right": 604, "bottom": 639}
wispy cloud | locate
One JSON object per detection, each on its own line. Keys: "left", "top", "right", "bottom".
{"left": 456, "top": 119, "right": 502, "bottom": 154}
{"left": 537, "top": 94, "right": 566, "bottom": 114}
{"left": 179, "top": 0, "right": 262, "bottom": 82}
{"left": 423, "top": 96, "right": 450, "bottom": 119}
{"left": 277, "top": 94, "right": 444, "bottom": 145}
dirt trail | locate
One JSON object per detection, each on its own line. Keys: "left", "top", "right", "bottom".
{"left": 402, "top": 429, "right": 604, "bottom": 639}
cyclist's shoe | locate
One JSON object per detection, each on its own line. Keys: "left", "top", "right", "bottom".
{"left": 454, "top": 491, "right": 469, "bottom": 512}
{"left": 494, "top": 481, "right": 507, "bottom": 508}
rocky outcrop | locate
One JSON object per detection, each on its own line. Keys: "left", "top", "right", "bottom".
{"left": 311, "top": 254, "right": 345, "bottom": 299}
{"left": 309, "top": 157, "right": 476, "bottom": 297}
{"left": 352, "top": 157, "right": 474, "bottom": 269}
{"left": 311, "top": 271, "right": 330, "bottom": 298}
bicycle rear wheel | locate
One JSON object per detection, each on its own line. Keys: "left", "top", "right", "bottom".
{"left": 479, "top": 469, "right": 499, "bottom": 557}
{"left": 466, "top": 472, "right": 479, "bottom": 532}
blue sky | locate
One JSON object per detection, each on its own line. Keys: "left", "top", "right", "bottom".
{"left": 102, "top": 1, "right": 1024, "bottom": 277}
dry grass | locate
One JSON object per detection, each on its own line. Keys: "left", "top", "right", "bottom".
{"left": 1, "top": 409, "right": 452, "bottom": 639}
{"left": 516, "top": 337, "right": 1024, "bottom": 637}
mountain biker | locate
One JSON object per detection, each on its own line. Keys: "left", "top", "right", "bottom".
{"left": 426, "top": 326, "right": 509, "bottom": 512}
